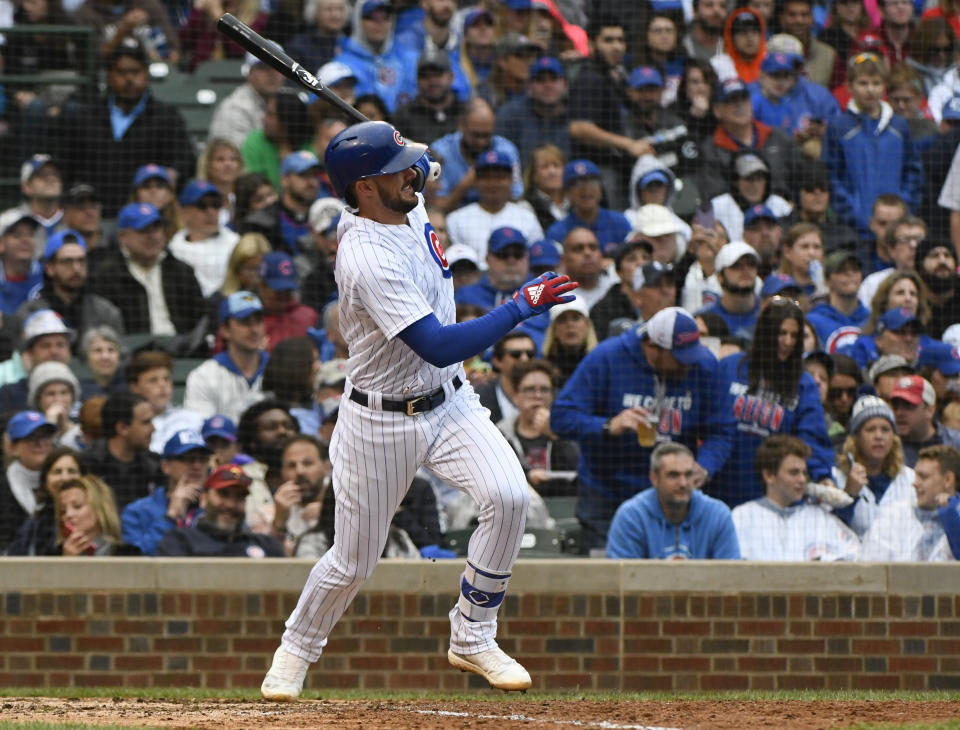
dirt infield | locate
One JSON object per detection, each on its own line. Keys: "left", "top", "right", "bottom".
{"left": 2, "top": 697, "right": 959, "bottom": 729}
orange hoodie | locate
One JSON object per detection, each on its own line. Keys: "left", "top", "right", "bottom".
{"left": 722, "top": 7, "right": 767, "bottom": 84}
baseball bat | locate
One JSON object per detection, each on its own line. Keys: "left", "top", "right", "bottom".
{"left": 217, "top": 13, "right": 368, "bottom": 124}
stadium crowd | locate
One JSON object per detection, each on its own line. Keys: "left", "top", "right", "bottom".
{"left": 2, "top": 0, "right": 960, "bottom": 561}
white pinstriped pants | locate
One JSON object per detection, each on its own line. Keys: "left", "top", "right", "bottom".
{"left": 280, "top": 379, "right": 530, "bottom": 662}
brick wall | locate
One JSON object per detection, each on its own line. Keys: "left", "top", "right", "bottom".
{"left": 0, "top": 559, "right": 958, "bottom": 691}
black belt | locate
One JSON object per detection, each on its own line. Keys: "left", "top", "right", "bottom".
{"left": 349, "top": 376, "right": 462, "bottom": 415}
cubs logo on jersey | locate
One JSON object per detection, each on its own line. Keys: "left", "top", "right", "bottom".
{"left": 825, "top": 326, "right": 861, "bottom": 354}
{"left": 424, "top": 222, "right": 452, "bottom": 278}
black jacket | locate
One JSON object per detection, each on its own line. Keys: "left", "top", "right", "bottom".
{"left": 88, "top": 248, "right": 206, "bottom": 335}
{"left": 57, "top": 93, "right": 196, "bottom": 215}
{"left": 0, "top": 469, "right": 30, "bottom": 553}
{"left": 589, "top": 284, "right": 635, "bottom": 342}
{"left": 393, "top": 96, "right": 465, "bottom": 148}
{"left": 157, "top": 519, "right": 284, "bottom": 557}
{"left": 80, "top": 439, "right": 163, "bottom": 512}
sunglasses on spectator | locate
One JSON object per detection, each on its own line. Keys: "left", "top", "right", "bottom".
{"left": 828, "top": 386, "right": 857, "bottom": 400}
{"left": 505, "top": 349, "right": 536, "bottom": 359}
{"left": 192, "top": 200, "right": 221, "bottom": 211}
{"left": 492, "top": 247, "right": 528, "bottom": 261}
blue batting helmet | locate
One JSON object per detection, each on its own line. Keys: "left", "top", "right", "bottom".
{"left": 324, "top": 121, "right": 428, "bottom": 199}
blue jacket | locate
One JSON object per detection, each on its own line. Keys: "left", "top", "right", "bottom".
{"left": 606, "top": 487, "right": 741, "bottom": 559}
{"left": 454, "top": 275, "right": 548, "bottom": 349}
{"left": 696, "top": 299, "right": 759, "bottom": 342}
{"left": 546, "top": 208, "right": 632, "bottom": 255}
{"left": 838, "top": 333, "right": 952, "bottom": 369}
{"left": 709, "top": 352, "right": 835, "bottom": 507}
{"left": 822, "top": 103, "right": 923, "bottom": 236}
{"left": 429, "top": 131, "right": 523, "bottom": 203}
{"left": 333, "top": 36, "right": 418, "bottom": 112}
{"left": 749, "top": 78, "right": 840, "bottom": 136}
{"left": 550, "top": 328, "right": 735, "bottom": 503}
{"left": 937, "top": 494, "right": 960, "bottom": 560}
{"left": 806, "top": 300, "right": 870, "bottom": 353}
{"left": 121, "top": 487, "right": 197, "bottom": 557}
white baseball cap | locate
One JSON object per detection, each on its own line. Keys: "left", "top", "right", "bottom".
{"left": 308, "top": 197, "right": 345, "bottom": 234}
{"left": 21, "top": 309, "right": 75, "bottom": 349}
{"left": 549, "top": 297, "right": 589, "bottom": 322}
{"left": 317, "top": 61, "right": 357, "bottom": 87}
{"left": 444, "top": 244, "right": 479, "bottom": 267}
{"left": 0, "top": 208, "right": 40, "bottom": 237}
{"left": 633, "top": 205, "right": 681, "bottom": 237}
{"left": 643, "top": 306, "right": 713, "bottom": 366}
{"left": 714, "top": 241, "right": 760, "bottom": 273}
{"left": 942, "top": 324, "right": 960, "bottom": 350}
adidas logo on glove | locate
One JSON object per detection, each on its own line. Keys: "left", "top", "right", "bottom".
{"left": 526, "top": 283, "right": 545, "bottom": 306}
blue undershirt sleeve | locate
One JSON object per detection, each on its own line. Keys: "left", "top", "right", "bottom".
{"left": 398, "top": 302, "right": 523, "bottom": 368}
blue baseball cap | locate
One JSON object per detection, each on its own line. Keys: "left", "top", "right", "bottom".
{"left": 132, "top": 164, "right": 171, "bottom": 188}
{"left": 475, "top": 149, "right": 514, "bottom": 171}
{"left": 943, "top": 95, "right": 960, "bottom": 122}
{"left": 20, "top": 154, "right": 56, "bottom": 186}
{"left": 179, "top": 180, "right": 223, "bottom": 206}
{"left": 503, "top": 0, "right": 532, "bottom": 8}
{"left": 743, "top": 203, "right": 778, "bottom": 227}
{"left": 921, "top": 345, "right": 960, "bottom": 376}
{"left": 43, "top": 229, "right": 86, "bottom": 261}
{"left": 529, "top": 238, "right": 561, "bottom": 268}
{"left": 762, "top": 52, "right": 800, "bottom": 74}
{"left": 644, "top": 307, "right": 713, "bottom": 366}
{"left": 530, "top": 56, "right": 564, "bottom": 78}
{"left": 464, "top": 7, "right": 494, "bottom": 27}
{"left": 638, "top": 170, "right": 670, "bottom": 189}
{"left": 629, "top": 66, "right": 664, "bottom": 89}
{"left": 219, "top": 290, "right": 264, "bottom": 323}
{"left": 761, "top": 272, "right": 801, "bottom": 298}
{"left": 7, "top": 410, "right": 56, "bottom": 441}
{"left": 712, "top": 78, "right": 750, "bottom": 103}
{"left": 563, "top": 159, "right": 600, "bottom": 187}
{"left": 488, "top": 226, "right": 528, "bottom": 254}
{"left": 361, "top": 0, "right": 391, "bottom": 16}
{"left": 259, "top": 251, "right": 299, "bottom": 291}
{"left": 117, "top": 202, "right": 163, "bottom": 231}
{"left": 876, "top": 307, "right": 923, "bottom": 335}
{"left": 202, "top": 414, "right": 238, "bottom": 442}
{"left": 281, "top": 150, "right": 322, "bottom": 176}
{"left": 163, "top": 429, "right": 212, "bottom": 458}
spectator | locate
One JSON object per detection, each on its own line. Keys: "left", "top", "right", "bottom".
{"left": 782, "top": 161, "right": 859, "bottom": 256}
{"left": 6, "top": 447, "right": 84, "bottom": 556}
{"left": 0, "top": 411, "right": 56, "bottom": 552}
{"left": 261, "top": 337, "right": 321, "bottom": 433}
{"left": 606, "top": 441, "right": 740, "bottom": 559}
{"left": 0, "top": 310, "right": 74, "bottom": 413}
{"left": 167, "top": 181, "right": 240, "bottom": 298}
{"left": 203, "top": 414, "right": 243, "bottom": 467}
{"left": 921, "top": 96, "right": 960, "bottom": 246}
{"left": 779, "top": 0, "right": 837, "bottom": 85}
{"left": 807, "top": 249, "right": 869, "bottom": 353}
{"left": 557, "top": 229, "right": 613, "bottom": 311}
{"left": 235, "top": 400, "right": 299, "bottom": 531}
{"left": 853, "top": 270, "right": 933, "bottom": 360}
{"left": 713, "top": 8, "right": 767, "bottom": 84}
{"left": 394, "top": 0, "right": 459, "bottom": 61}
{"left": 825, "top": 352, "right": 863, "bottom": 437}
{"left": 78, "top": 326, "right": 125, "bottom": 397}
{"left": 455, "top": 227, "right": 533, "bottom": 309}
{"left": 300, "top": 199, "right": 345, "bottom": 312}
{"left": 27, "top": 362, "right": 83, "bottom": 449}
{"left": 430, "top": 97, "right": 523, "bottom": 212}
{"left": 890, "top": 375, "right": 960, "bottom": 466}
{"left": 208, "top": 56, "right": 286, "bottom": 149}
{"left": 551, "top": 307, "right": 735, "bottom": 551}
{"left": 591, "top": 239, "right": 653, "bottom": 340}
{"left": 240, "top": 152, "right": 322, "bottom": 255}
{"left": 916, "top": 239, "right": 960, "bottom": 339}
{"left": 88, "top": 203, "right": 206, "bottom": 337}
{"left": 55, "top": 475, "right": 139, "bottom": 555}
{"left": 494, "top": 56, "right": 571, "bottom": 166}
{"left": 184, "top": 292, "right": 268, "bottom": 421}
{"left": 120, "top": 429, "right": 209, "bottom": 555}
{"left": 860, "top": 193, "right": 908, "bottom": 273}
{"left": 393, "top": 51, "right": 466, "bottom": 144}
{"left": 627, "top": 158, "right": 692, "bottom": 245}
{"left": 474, "top": 331, "right": 538, "bottom": 424}
{"left": 831, "top": 395, "right": 916, "bottom": 535}
{"left": 255, "top": 253, "right": 319, "bottom": 351}
{"left": 11, "top": 154, "right": 63, "bottom": 238}
{"left": 733, "top": 435, "right": 860, "bottom": 560}
{"left": 157, "top": 463, "right": 284, "bottom": 557}
{"left": 860, "top": 443, "right": 958, "bottom": 560}
{"left": 710, "top": 152, "right": 793, "bottom": 242}
{"left": 696, "top": 241, "right": 761, "bottom": 341}
{"left": 457, "top": 8, "right": 497, "bottom": 96}
{"left": 60, "top": 184, "right": 106, "bottom": 259}
{"left": 887, "top": 64, "right": 940, "bottom": 141}
{"left": 81, "top": 392, "right": 162, "bottom": 510}
{"left": 741, "top": 205, "right": 783, "bottom": 277}
{"left": 682, "top": 0, "right": 726, "bottom": 62}
{"left": 74, "top": 0, "right": 179, "bottom": 62}
{"left": 621, "top": 260, "right": 678, "bottom": 333}
{"left": 61, "top": 41, "right": 195, "bottom": 216}
{"left": 221, "top": 233, "right": 271, "bottom": 297}
{"left": 698, "top": 78, "right": 799, "bottom": 203}
{"left": 776, "top": 222, "right": 825, "bottom": 300}
{"left": 129, "top": 163, "right": 182, "bottom": 242}
{"left": 0, "top": 210, "right": 42, "bottom": 316}
{"left": 712, "top": 297, "right": 835, "bottom": 506}
{"left": 859, "top": 0, "right": 915, "bottom": 68}
{"left": 127, "top": 350, "right": 204, "bottom": 454}
{"left": 681, "top": 220, "right": 730, "bottom": 313}
{"left": 822, "top": 52, "right": 922, "bottom": 238}
{"left": 197, "top": 139, "right": 244, "bottom": 229}
{"left": 332, "top": 0, "right": 418, "bottom": 112}
{"left": 821, "top": 0, "right": 870, "bottom": 77}
{"left": 631, "top": 204, "right": 685, "bottom": 266}
{"left": 542, "top": 299, "right": 597, "bottom": 385}
{"left": 286, "top": 0, "right": 350, "bottom": 73}
{"left": 486, "top": 32, "right": 540, "bottom": 109}
{"left": 447, "top": 246, "right": 483, "bottom": 291}
{"left": 178, "top": 0, "right": 267, "bottom": 69}
{"left": 446, "top": 151, "right": 544, "bottom": 260}
{"left": 638, "top": 14, "right": 686, "bottom": 107}
{"left": 858, "top": 215, "right": 926, "bottom": 309}
{"left": 520, "top": 144, "right": 568, "bottom": 232}
{"left": 669, "top": 58, "right": 719, "bottom": 143}
{"left": 313, "top": 358, "right": 347, "bottom": 427}
{"left": 240, "top": 88, "right": 313, "bottom": 189}
{"left": 869, "top": 354, "right": 916, "bottom": 401}
{"left": 546, "top": 160, "right": 631, "bottom": 256}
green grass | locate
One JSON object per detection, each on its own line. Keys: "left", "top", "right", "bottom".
{"left": 848, "top": 724, "right": 960, "bottom": 730}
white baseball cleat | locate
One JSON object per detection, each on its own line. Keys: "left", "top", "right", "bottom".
{"left": 261, "top": 647, "right": 310, "bottom": 701}
{"left": 448, "top": 647, "right": 532, "bottom": 691}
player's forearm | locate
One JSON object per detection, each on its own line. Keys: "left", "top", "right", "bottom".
{"left": 398, "top": 304, "right": 522, "bottom": 368}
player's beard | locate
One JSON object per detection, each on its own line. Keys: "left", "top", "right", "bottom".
{"left": 377, "top": 179, "right": 418, "bottom": 215}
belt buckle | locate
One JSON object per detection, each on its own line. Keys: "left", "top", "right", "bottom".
{"left": 406, "top": 396, "right": 429, "bottom": 416}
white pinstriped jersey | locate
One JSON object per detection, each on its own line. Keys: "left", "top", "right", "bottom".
{"left": 335, "top": 193, "right": 461, "bottom": 396}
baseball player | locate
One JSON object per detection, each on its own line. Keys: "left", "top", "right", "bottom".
{"left": 260, "top": 120, "right": 578, "bottom": 700}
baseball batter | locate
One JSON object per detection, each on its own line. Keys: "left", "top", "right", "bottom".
{"left": 260, "top": 121, "right": 578, "bottom": 699}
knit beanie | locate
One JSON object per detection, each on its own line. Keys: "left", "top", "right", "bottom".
{"left": 27, "top": 362, "right": 80, "bottom": 410}
{"left": 848, "top": 395, "right": 896, "bottom": 436}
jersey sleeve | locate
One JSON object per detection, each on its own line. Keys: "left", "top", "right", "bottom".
{"left": 339, "top": 228, "right": 434, "bottom": 341}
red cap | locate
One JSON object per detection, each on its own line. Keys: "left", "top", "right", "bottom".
{"left": 204, "top": 464, "right": 252, "bottom": 491}
{"left": 890, "top": 375, "right": 935, "bottom": 407}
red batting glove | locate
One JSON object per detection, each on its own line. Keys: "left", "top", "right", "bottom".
{"left": 512, "top": 272, "right": 580, "bottom": 320}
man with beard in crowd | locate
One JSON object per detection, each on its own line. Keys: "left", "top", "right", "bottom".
{"left": 393, "top": 51, "right": 465, "bottom": 144}
{"left": 623, "top": 67, "right": 698, "bottom": 180}
{"left": 682, "top": 0, "right": 726, "bottom": 62}
{"left": 916, "top": 239, "right": 960, "bottom": 339}
{"left": 696, "top": 241, "right": 761, "bottom": 341}
{"left": 494, "top": 56, "right": 571, "bottom": 164}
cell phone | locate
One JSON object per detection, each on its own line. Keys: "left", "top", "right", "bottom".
{"left": 695, "top": 204, "right": 715, "bottom": 230}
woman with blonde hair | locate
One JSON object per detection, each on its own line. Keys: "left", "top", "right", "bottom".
{"left": 541, "top": 299, "right": 597, "bottom": 386}
{"left": 832, "top": 395, "right": 914, "bottom": 536}
{"left": 521, "top": 143, "right": 567, "bottom": 231}
{"left": 198, "top": 138, "right": 244, "bottom": 228}
{"left": 55, "top": 475, "right": 138, "bottom": 556}
{"left": 220, "top": 233, "right": 272, "bottom": 296}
